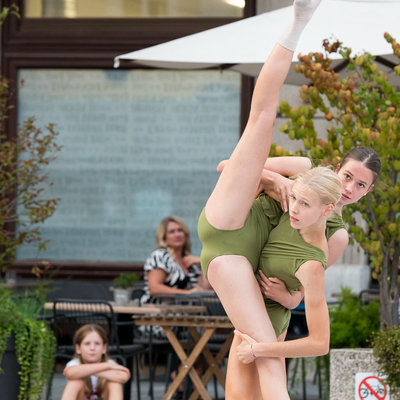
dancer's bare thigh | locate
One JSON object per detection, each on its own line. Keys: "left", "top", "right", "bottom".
{"left": 207, "top": 255, "right": 276, "bottom": 340}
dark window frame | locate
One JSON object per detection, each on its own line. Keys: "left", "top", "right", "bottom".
{"left": 1, "top": 0, "right": 255, "bottom": 278}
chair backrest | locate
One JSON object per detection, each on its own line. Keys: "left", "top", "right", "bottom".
{"left": 48, "top": 280, "right": 114, "bottom": 301}
{"left": 149, "top": 292, "right": 226, "bottom": 316}
{"left": 52, "top": 299, "right": 120, "bottom": 355}
{"left": 149, "top": 294, "right": 205, "bottom": 308}
{"left": 198, "top": 293, "right": 227, "bottom": 316}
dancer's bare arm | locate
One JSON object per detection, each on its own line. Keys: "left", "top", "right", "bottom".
{"left": 327, "top": 228, "right": 349, "bottom": 266}
{"left": 217, "top": 156, "right": 311, "bottom": 212}
{"left": 236, "top": 260, "right": 330, "bottom": 361}
{"left": 263, "top": 156, "right": 312, "bottom": 177}
{"left": 217, "top": 156, "right": 311, "bottom": 178}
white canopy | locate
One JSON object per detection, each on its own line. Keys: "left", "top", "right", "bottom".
{"left": 114, "top": 0, "right": 400, "bottom": 84}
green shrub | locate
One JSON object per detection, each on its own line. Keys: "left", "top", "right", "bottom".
{"left": 0, "top": 287, "right": 56, "bottom": 399}
{"left": 372, "top": 327, "right": 400, "bottom": 397}
{"left": 330, "top": 287, "right": 380, "bottom": 348}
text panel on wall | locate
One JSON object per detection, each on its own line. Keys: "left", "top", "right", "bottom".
{"left": 17, "top": 69, "right": 240, "bottom": 262}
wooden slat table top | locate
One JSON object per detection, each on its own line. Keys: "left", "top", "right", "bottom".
{"left": 44, "top": 301, "right": 206, "bottom": 315}
{"left": 133, "top": 314, "right": 233, "bottom": 329}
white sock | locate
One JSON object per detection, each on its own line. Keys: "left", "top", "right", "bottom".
{"left": 278, "top": 0, "right": 322, "bottom": 51}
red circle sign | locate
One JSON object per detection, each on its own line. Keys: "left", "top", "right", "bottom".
{"left": 358, "top": 375, "right": 387, "bottom": 400}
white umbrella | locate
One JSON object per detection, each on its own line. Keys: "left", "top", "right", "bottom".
{"left": 114, "top": 0, "right": 400, "bottom": 84}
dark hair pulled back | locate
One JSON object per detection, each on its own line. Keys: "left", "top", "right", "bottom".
{"left": 339, "top": 147, "right": 381, "bottom": 183}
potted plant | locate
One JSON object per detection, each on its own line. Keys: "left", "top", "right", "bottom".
{"left": 0, "top": 287, "right": 56, "bottom": 400}
{"left": 271, "top": 33, "right": 399, "bottom": 398}
{"left": 111, "top": 273, "right": 140, "bottom": 305}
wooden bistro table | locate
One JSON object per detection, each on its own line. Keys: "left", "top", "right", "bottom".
{"left": 133, "top": 313, "right": 234, "bottom": 400}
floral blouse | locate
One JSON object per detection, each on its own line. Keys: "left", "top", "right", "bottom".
{"left": 140, "top": 248, "right": 202, "bottom": 305}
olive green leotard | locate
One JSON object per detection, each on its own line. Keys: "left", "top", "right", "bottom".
{"left": 261, "top": 212, "right": 345, "bottom": 337}
{"left": 326, "top": 211, "right": 345, "bottom": 239}
{"left": 198, "top": 193, "right": 345, "bottom": 337}
{"left": 198, "top": 194, "right": 283, "bottom": 276}
{"left": 259, "top": 212, "right": 328, "bottom": 336}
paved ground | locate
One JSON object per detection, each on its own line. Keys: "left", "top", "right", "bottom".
{"left": 47, "top": 357, "right": 326, "bottom": 399}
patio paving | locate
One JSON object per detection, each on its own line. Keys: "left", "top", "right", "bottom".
{"left": 47, "top": 357, "right": 325, "bottom": 399}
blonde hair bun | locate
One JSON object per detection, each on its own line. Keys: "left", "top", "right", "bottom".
{"left": 295, "top": 166, "right": 342, "bottom": 206}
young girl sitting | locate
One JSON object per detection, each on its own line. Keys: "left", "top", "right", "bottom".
{"left": 61, "top": 324, "right": 130, "bottom": 400}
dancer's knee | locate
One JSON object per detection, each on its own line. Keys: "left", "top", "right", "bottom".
{"left": 207, "top": 255, "right": 249, "bottom": 287}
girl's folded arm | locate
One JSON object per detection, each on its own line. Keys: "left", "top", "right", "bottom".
{"left": 95, "top": 368, "right": 130, "bottom": 383}
{"left": 63, "top": 362, "right": 109, "bottom": 380}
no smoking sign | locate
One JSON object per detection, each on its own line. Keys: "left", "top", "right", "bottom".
{"left": 355, "top": 373, "right": 390, "bottom": 400}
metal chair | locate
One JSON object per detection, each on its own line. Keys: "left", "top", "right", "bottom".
{"left": 46, "top": 298, "right": 146, "bottom": 400}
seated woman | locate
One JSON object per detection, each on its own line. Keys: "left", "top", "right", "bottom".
{"left": 139, "top": 216, "right": 212, "bottom": 396}
{"left": 140, "top": 215, "right": 211, "bottom": 308}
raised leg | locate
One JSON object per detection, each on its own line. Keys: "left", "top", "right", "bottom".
{"left": 205, "top": 43, "right": 294, "bottom": 230}
{"left": 205, "top": 0, "right": 321, "bottom": 231}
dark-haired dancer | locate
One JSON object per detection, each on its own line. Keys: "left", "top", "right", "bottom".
{"left": 255, "top": 146, "right": 380, "bottom": 310}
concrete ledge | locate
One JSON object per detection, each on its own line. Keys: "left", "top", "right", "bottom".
{"left": 330, "top": 348, "right": 391, "bottom": 400}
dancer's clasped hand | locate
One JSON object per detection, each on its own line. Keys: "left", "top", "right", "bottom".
{"left": 234, "top": 330, "right": 258, "bottom": 364}
{"left": 260, "top": 171, "right": 293, "bottom": 212}
{"left": 258, "top": 270, "right": 304, "bottom": 309}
